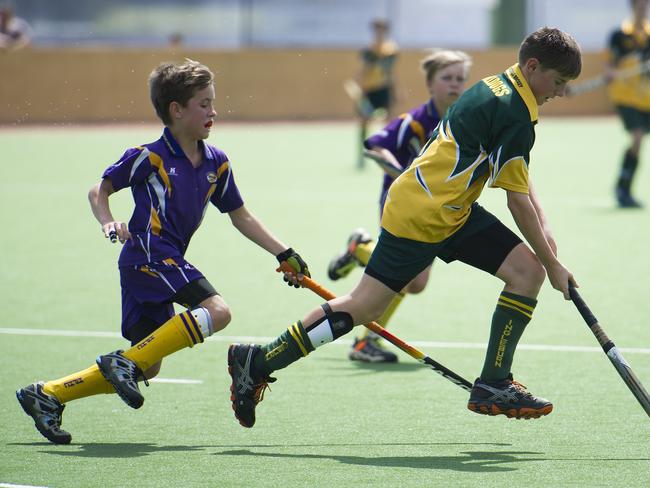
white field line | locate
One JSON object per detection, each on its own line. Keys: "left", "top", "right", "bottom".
{"left": 0, "top": 483, "right": 50, "bottom": 488}
{"left": 1, "top": 327, "right": 649, "bottom": 355}
{"left": 148, "top": 378, "right": 203, "bottom": 385}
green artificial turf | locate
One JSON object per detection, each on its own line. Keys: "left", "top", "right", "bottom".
{"left": 0, "top": 118, "right": 648, "bottom": 487}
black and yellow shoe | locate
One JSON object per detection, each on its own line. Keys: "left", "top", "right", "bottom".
{"left": 467, "top": 374, "right": 553, "bottom": 419}
{"left": 348, "top": 335, "right": 398, "bottom": 363}
{"left": 327, "top": 228, "right": 372, "bottom": 281}
{"left": 228, "top": 344, "right": 276, "bottom": 428}
{"left": 16, "top": 382, "right": 72, "bottom": 444}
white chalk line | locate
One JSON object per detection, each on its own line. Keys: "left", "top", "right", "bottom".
{"left": 1, "top": 327, "right": 648, "bottom": 354}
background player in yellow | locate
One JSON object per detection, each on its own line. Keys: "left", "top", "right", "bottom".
{"left": 227, "top": 27, "right": 582, "bottom": 428}
{"left": 328, "top": 49, "right": 472, "bottom": 363}
{"left": 353, "top": 18, "right": 399, "bottom": 168}
{"left": 607, "top": 0, "right": 650, "bottom": 208}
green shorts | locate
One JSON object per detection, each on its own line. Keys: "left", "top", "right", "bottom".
{"left": 365, "top": 203, "right": 522, "bottom": 292}
{"left": 617, "top": 105, "right": 650, "bottom": 133}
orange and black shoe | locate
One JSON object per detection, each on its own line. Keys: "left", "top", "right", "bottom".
{"left": 227, "top": 344, "right": 276, "bottom": 428}
{"left": 467, "top": 374, "right": 553, "bottom": 419}
{"left": 327, "top": 228, "right": 372, "bottom": 281}
{"left": 348, "top": 335, "right": 398, "bottom": 363}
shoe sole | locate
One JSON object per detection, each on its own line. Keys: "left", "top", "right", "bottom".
{"left": 348, "top": 351, "right": 398, "bottom": 363}
{"left": 227, "top": 345, "right": 254, "bottom": 428}
{"left": 96, "top": 358, "right": 144, "bottom": 409}
{"left": 467, "top": 401, "right": 553, "bottom": 419}
{"left": 16, "top": 390, "right": 72, "bottom": 445}
{"left": 327, "top": 254, "right": 357, "bottom": 281}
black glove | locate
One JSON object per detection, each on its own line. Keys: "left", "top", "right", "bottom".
{"left": 276, "top": 248, "right": 310, "bottom": 288}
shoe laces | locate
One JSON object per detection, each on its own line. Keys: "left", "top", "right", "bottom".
{"left": 510, "top": 379, "right": 533, "bottom": 398}
{"left": 252, "top": 376, "right": 276, "bottom": 404}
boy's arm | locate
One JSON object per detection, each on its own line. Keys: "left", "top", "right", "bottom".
{"left": 506, "top": 189, "right": 574, "bottom": 299}
{"left": 228, "top": 205, "right": 310, "bottom": 285}
{"left": 527, "top": 179, "right": 557, "bottom": 256}
{"left": 88, "top": 178, "right": 131, "bottom": 243}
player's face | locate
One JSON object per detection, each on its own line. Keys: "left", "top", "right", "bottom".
{"left": 428, "top": 62, "right": 468, "bottom": 112}
{"left": 179, "top": 84, "right": 217, "bottom": 139}
{"left": 527, "top": 65, "right": 571, "bottom": 106}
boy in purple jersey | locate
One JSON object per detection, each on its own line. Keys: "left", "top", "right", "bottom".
{"left": 16, "top": 59, "right": 309, "bottom": 444}
{"left": 328, "top": 50, "right": 472, "bottom": 363}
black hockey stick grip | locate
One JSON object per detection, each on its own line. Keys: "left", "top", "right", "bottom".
{"left": 568, "top": 283, "right": 597, "bottom": 327}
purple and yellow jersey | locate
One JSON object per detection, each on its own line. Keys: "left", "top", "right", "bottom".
{"left": 103, "top": 128, "right": 244, "bottom": 266}
{"left": 382, "top": 64, "right": 536, "bottom": 243}
{"left": 365, "top": 99, "right": 440, "bottom": 211}
{"left": 607, "top": 20, "right": 650, "bottom": 110}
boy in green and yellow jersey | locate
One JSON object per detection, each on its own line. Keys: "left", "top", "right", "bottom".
{"left": 227, "top": 27, "right": 582, "bottom": 428}
{"left": 607, "top": 0, "right": 650, "bottom": 208}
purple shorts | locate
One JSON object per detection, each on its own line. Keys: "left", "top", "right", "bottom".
{"left": 119, "top": 257, "right": 206, "bottom": 340}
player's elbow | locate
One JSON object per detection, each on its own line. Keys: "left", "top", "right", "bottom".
{"left": 87, "top": 182, "right": 100, "bottom": 204}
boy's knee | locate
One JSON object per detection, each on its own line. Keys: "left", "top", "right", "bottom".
{"left": 517, "top": 255, "right": 546, "bottom": 290}
{"left": 200, "top": 297, "right": 232, "bottom": 332}
{"left": 529, "top": 258, "right": 546, "bottom": 287}
{"left": 210, "top": 305, "right": 231, "bottom": 332}
{"left": 405, "top": 278, "right": 427, "bottom": 294}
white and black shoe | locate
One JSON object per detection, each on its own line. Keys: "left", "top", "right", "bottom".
{"left": 96, "top": 350, "right": 144, "bottom": 409}
{"left": 16, "top": 382, "right": 72, "bottom": 444}
{"left": 348, "top": 335, "right": 398, "bottom": 363}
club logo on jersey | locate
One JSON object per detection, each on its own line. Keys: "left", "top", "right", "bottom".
{"left": 206, "top": 172, "right": 218, "bottom": 183}
{"left": 483, "top": 75, "right": 511, "bottom": 97}
{"left": 507, "top": 68, "right": 523, "bottom": 88}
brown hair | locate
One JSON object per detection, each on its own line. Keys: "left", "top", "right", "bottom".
{"left": 149, "top": 58, "right": 214, "bottom": 126}
{"left": 518, "top": 27, "right": 582, "bottom": 79}
{"left": 420, "top": 49, "right": 472, "bottom": 83}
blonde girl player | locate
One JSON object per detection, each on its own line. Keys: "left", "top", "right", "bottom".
{"left": 328, "top": 50, "right": 472, "bottom": 363}
{"left": 16, "top": 59, "right": 309, "bottom": 444}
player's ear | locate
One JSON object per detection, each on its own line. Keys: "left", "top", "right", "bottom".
{"left": 169, "top": 101, "right": 182, "bottom": 120}
{"left": 524, "top": 57, "right": 540, "bottom": 72}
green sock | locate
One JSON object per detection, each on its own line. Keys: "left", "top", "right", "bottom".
{"left": 480, "top": 291, "right": 537, "bottom": 382}
{"left": 254, "top": 321, "right": 315, "bottom": 375}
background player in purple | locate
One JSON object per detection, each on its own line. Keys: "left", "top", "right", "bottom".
{"left": 328, "top": 50, "right": 472, "bottom": 362}
{"left": 16, "top": 59, "right": 309, "bottom": 444}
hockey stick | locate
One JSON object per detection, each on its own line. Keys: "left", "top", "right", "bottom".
{"left": 363, "top": 149, "right": 403, "bottom": 179}
{"left": 569, "top": 283, "right": 650, "bottom": 417}
{"left": 343, "top": 79, "right": 375, "bottom": 119}
{"left": 567, "top": 59, "right": 650, "bottom": 97}
{"left": 278, "top": 263, "right": 473, "bottom": 391}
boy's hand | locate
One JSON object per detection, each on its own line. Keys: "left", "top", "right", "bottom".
{"left": 276, "top": 248, "right": 310, "bottom": 288}
{"left": 102, "top": 222, "right": 131, "bottom": 244}
{"left": 546, "top": 262, "right": 576, "bottom": 300}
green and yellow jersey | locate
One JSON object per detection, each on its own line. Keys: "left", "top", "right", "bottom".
{"left": 381, "top": 64, "right": 537, "bottom": 243}
{"left": 607, "top": 20, "right": 650, "bottom": 110}
{"left": 360, "top": 40, "right": 398, "bottom": 92}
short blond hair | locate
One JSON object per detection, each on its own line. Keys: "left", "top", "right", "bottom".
{"left": 420, "top": 50, "right": 472, "bottom": 83}
{"left": 149, "top": 58, "right": 214, "bottom": 126}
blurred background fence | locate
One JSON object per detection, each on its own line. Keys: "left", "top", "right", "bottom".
{"left": 0, "top": 0, "right": 629, "bottom": 123}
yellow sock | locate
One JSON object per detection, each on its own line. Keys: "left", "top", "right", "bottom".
{"left": 353, "top": 241, "right": 375, "bottom": 266}
{"left": 122, "top": 310, "right": 203, "bottom": 372}
{"left": 43, "top": 364, "right": 114, "bottom": 404}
